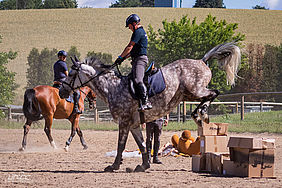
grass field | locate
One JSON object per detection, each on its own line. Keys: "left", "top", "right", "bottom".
{"left": 1, "top": 110, "right": 281, "bottom": 133}
{"left": 0, "top": 8, "right": 282, "bottom": 104}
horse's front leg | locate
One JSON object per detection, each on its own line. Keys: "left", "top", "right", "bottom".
{"left": 104, "top": 123, "right": 130, "bottom": 172}
{"left": 64, "top": 118, "right": 77, "bottom": 152}
{"left": 19, "top": 119, "right": 32, "bottom": 151}
{"left": 130, "top": 125, "right": 150, "bottom": 172}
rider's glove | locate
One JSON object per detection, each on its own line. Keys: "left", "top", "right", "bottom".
{"left": 114, "top": 56, "right": 125, "bottom": 65}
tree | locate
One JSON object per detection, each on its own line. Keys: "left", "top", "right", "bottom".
{"left": 193, "top": 0, "right": 225, "bottom": 8}
{"left": 0, "top": 35, "right": 18, "bottom": 107}
{"left": 262, "top": 45, "right": 279, "bottom": 92}
{"left": 110, "top": 0, "right": 153, "bottom": 7}
{"left": 26, "top": 48, "right": 57, "bottom": 88}
{"left": 0, "top": 0, "right": 77, "bottom": 9}
{"left": 147, "top": 14, "right": 244, "bottom": 92}
{"left": 253, "top": 5, "right": 268, "bottom": 10}
{"left": 43, "top": 0, "right": 77, "bottom": 9}
{"left": 86, "top": 51, "right": 113, "bottom": 65}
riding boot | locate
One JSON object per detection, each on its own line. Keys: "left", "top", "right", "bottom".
{"left": 73, "top": 91, "right": 82, "bottom": 114}
{"left": 137, "top": 82, "right": 152, "bottom": 112}
{"left": 146, "top": 142, "right": 152, "bottom": 163}
{"left": 152, "top": 141, "right": 162, "bottom": 164}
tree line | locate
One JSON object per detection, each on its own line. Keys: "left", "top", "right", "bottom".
{"left": 0, "top": 0, "right": 267, "bottom": 10}
{"left": 0, "top": 0, "right": 77, "bottom": 10}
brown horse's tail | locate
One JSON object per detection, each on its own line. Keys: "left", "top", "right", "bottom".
{"left": 202, "top": 42, "right": 241, "bottom": 86}
{"left": 23, "top": 89, "right": 43, "bottom": 121}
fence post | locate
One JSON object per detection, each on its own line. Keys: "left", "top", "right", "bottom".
{"left": 177, "top": 104, "right": 180, "bottom": 122}
{"left": 236, "top": 102, "right": 239, "bottom": 113}
{"left": 260, "top": 102, "right": 263, "bottom": 112}
{"left": 182, "top": 101, "right": 186, "bottom": 122}
{"left": 94, "top": 108, "right": 99, "bottom": 123}
{"left": 241, "top": 96, "right": 244, "bottom": 120}
{"left": 8, "top": 107, "right": 12, "bottom": 121}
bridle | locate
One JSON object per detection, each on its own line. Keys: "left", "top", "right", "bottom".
{"left": 61, "top": 56, "right": 119, "bottom": 93}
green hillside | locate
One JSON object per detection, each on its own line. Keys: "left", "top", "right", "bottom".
{"left": 0, "top": 8, "right": 282, "bottom": 104}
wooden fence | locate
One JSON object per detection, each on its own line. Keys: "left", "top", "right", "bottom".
{"left": 1, "top": 92, "right": 282, "bottom": 122}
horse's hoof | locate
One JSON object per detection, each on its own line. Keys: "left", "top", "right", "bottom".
{"left": 64, "top": 145, "right": 69, "bottom": 152}
{"left": 126, "top": 167, "right": 134, "bottom": 173}
{"left": 134, "top": 165, "right": 146, "bottom": 172}
{"left": 83, "top": 145, "right": 88, "bottom": 150}
{"left": 19, "top": 147, "right": 25, "bottom": 152}
{"left": 104, "top": 165, "right": 115, "bottom": 172}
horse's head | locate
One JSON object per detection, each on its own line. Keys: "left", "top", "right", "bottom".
{"left": 59, "top": 56, "right": 111, "bottom": 99}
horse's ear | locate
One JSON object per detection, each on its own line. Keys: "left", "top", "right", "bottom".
{"left": 74, "top": 55, "right": 80, "bottom": 63}
{"left": 70, "top": 57, "right": 79, "bottom": 67}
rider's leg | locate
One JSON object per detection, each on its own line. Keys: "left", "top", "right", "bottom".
{"left": 73, "top": 90, "right": 82, "bottom": 114}
{"left": 132, "top": 56, "right": 152, "bottom": 111}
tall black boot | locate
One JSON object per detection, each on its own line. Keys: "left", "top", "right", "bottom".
{"left": 137, "top": 82, "right": 152, "bottom": 112}
{"left": 73, "top": 91, "right": 82, "bottom": 114}
{"left": 146, "top": 141, "right": 152, "bottom": 163}
{"left": 153, "top": 141, "right": 162, "bottom": 164}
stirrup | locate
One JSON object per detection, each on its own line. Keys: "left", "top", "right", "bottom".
{"left": 138, "top": 103, "right": 152, "bottom": 112}
{"left": 73, "top": 107, "right": 82, "bottom": 114}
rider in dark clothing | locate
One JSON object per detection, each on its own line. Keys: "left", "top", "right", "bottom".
{"left": 114, "top": 14, "right": 152, "bottom": 112}
{"left": 53, "top": 50, "right": 81, "bottom": 114}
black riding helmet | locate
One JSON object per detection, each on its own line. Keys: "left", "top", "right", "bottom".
{"left": 126, "top": 14, "right": 140, "bottom": 27}
{"left": 58, "top": 50, "right": 67, "bottom": 57}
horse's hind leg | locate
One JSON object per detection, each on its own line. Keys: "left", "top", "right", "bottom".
{"left": 191, "top": 89, "right": 220, "bottom": 125}
{"left": 19, "top": 119, "right": 32, "bottom": 151}
{"left": 44, "top": 115, "right": 57, "bottom": 149}
{"left": 104, "top": 122, "right": 130, "bottom": 172}
{"left": 130, "top": 126, "right": 150, "bottom": 172}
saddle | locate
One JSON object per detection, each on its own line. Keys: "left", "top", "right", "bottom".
{"left": 128, "top": 62, "right": 166, "bottom": 100}
{"left": 52, "top": 85, "right": 80, "bottom": 103}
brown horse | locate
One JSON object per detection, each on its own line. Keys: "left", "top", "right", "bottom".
{"left": 20, "top": 85, "right": 96, "bottom": 151}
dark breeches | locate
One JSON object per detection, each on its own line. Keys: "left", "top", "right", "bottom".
{"left": 146, "top": 119, "right": 162, "bottom": 154}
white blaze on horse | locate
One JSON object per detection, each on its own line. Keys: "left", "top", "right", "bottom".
{"left": 59, "top": 42, "right": 241, "bottom": 172}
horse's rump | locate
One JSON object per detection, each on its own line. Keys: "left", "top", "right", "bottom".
{"left": 23, "top": 88, "right": 43, "bottom": 121}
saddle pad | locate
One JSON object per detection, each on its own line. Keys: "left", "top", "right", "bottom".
{"left": 129, "top": 69, "right": 166, "bottom": 100}
{"left": 148, "top": 69, "right": 166, "bottom": 97}
{"left": 65, "top": 92, "right": 80, "bottom": 103}
{"left": 65, "top": 95, "right": 74, "bottom": 103}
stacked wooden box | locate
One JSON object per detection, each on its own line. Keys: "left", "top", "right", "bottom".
{"left": 192, "top": 122, "right": 229, "bottom": 174}
{"left": 223, "top": 137, "right": 275, "bottom": 177}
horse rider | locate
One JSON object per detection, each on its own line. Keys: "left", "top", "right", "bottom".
{"left": 114, "top": 14, "right": 152, "bottom": 112}
{"left": 53, "top": 50, "right": 81, "bottom": 114}
{"left": 143, "top": 117, "right": 168, "bottom": 164}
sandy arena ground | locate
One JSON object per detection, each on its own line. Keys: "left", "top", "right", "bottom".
{"left": 0, "top": 128, "right": 282, "bottom": 187}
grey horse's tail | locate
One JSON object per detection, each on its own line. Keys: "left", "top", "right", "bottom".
{"left": 202, "top": 42, "right": 241, "bottom": 85}
{"left": 23, "top": 89, "right": 43, "bottom": 121}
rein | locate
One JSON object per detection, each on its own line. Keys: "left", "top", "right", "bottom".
{"left": 62, "top": 61, "right": 119, "bottom": 91}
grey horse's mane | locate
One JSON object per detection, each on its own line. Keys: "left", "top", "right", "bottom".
{"left": 82, "top": 56, "right": 116, "bottom": 74}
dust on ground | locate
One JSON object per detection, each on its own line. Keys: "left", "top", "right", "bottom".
{"left": 0, "top": 128, "right": 282, "bottom": 187}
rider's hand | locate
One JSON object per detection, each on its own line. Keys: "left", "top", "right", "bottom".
{"left": 114, "top": 56, "right": 125, "bottom": 65}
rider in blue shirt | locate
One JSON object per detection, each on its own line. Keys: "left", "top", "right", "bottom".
{"left": 53, "top": 50, "right": 81, "bottom": 114}
{"left": 114, "top": 14, "right": 152, "bottom": 112}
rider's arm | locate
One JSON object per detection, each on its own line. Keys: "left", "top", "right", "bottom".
{"left": 120, "top": 41, "right": 135, "bottom": 58}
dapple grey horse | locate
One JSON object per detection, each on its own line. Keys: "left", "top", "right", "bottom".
{"left": 59, "top": 42, "right": 241, "bottom": 172}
